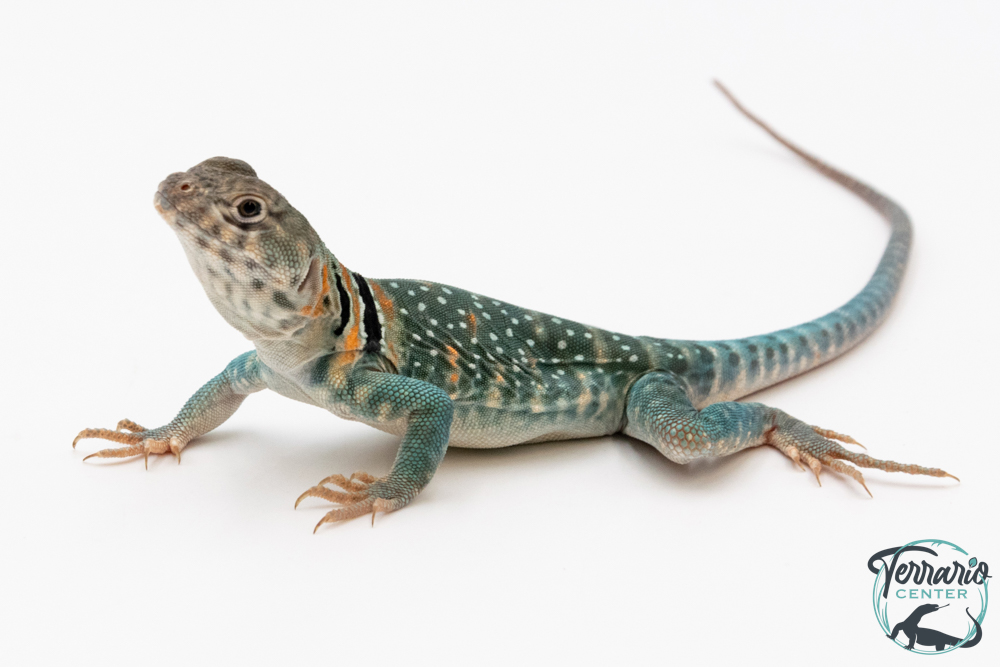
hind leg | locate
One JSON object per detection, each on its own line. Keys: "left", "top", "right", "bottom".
{"left": 623, "top": 372, "right": 955, "bottom": 493}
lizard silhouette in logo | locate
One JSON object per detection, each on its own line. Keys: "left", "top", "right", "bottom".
{"left": 887, "top": 604, "right": 983, "bottom": 651}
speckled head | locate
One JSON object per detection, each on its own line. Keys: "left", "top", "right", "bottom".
{"left": 155, "top": 157, "right": 330, "bottom": 340}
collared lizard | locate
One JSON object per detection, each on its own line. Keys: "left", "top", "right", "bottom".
{"left": 74, "top": 83, "right": 956, "bottom": 531}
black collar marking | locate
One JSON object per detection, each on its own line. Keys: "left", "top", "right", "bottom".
{"left": 352, "top": 272, "right": 382, "bottom": 353}
{"left": 332, "top": 273, "right": 351, "bottom": 336}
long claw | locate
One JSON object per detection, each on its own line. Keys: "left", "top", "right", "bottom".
{"left": 82, "top": 443, "right": 145, "bottom": 461}
{"left": 830, "top": 448, "right": 956, "bottom": 480}
{"left": 73, "top": 428, "right": 142, "bottom": 449}
{"left": 312, "top": 498, "right": 377, "bottom": 533}
{"left": 295, "top": 485, "right": 367, "bottom": 509}
{"left": 824, "top": 457, "right": 873, "bottom": 497}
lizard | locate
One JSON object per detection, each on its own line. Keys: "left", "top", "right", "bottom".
{"left": 887, "top": 604, "right": 983, "bottom": 651}
{"left": 73, "top": 82, "right": 957, "bottom": 532}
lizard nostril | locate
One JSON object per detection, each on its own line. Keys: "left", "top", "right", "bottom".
{"left": 180, "top": 183, "right": 191, "bottom": 191}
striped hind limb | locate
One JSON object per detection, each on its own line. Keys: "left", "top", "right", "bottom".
{"left": 622, "top": 372, "right": 956, "bottom": 494}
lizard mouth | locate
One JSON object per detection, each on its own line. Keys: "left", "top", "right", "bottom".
{"left": 153, "top": 190, "right": 173, "bottom": 214}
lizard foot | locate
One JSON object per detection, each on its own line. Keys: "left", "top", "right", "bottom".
{"left": 73, "top": 420, "right": 185, "bottom": 469}
{"left": 767, "top": 411, "right": 958, "bottom": 496}
{"left": 295, "top": 472, "right": 409, "bottom": 531}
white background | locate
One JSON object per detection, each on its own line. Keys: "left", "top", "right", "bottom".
{"left": 1, "top": 2, "right": 997, "bottom": 665}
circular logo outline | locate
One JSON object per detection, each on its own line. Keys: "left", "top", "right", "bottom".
{"left": 871, "top": 538, "right": 988, "bottom": 654}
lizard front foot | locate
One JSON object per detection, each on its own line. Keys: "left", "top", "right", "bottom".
{"left": 73, "top": 419, "right": 187, "bottom": 469}
{"left": 295, "top": 472, "right": 411, "bottom": 531}
{"left": 767, "top": 411, "right": 958, "bottom": 495}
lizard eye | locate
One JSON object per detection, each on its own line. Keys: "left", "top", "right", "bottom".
{"left": 233, "top": 196, "right": 266, "bottom": 223}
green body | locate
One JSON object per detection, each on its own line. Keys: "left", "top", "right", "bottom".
{"left": 74, "top": 86, "right": 954, "bottom": 528}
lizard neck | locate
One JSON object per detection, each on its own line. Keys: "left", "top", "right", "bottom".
{"left": 250, "top": 256, "right": 392, "bottom": 375}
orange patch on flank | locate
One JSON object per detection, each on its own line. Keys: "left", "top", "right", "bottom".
{"left": 443, "top": 345, "right": 459, "bottom": 368}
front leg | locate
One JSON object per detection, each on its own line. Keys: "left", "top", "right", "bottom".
{"left": 73, "top": 351, "right": 265, "bottom": 467}
{"left": 296, "top": 367, "right": 454, "bottom": 530}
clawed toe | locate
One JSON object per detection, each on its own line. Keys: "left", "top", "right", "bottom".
{"left": 294, "top": 485, "right": 367, "bottom": 508}
{"left": 295, "top": 472, "right": 406, "bottom": 531}
{"left": 770, "top": 416, "right": 958, "bottom": 496}
{"left": 74, "top": 421, "right": 180, "bottom": 469}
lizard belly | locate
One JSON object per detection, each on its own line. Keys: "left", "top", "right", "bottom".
{"left": 444, "top": 385, "right": 629, "bottom": 449}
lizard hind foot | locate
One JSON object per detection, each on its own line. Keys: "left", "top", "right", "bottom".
{"left": 295, "top": 472, "right": 408, "bottom": 531}
{"left": 768, "top": 412, "right": 958, "bottom": 495}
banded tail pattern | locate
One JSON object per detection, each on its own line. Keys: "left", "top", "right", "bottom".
{"left": 671, "top": 83, "right": 912, "bottom": 407}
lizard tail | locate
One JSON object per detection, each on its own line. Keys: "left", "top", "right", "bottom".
{"left": 961, "top": 607, "right": 983, "bottom": 648}
{"left": 678, "top": 83, "right": 912, "bottom": 405}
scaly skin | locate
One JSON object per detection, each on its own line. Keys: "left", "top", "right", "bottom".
{"left": 74, "top": 83, "right": 956, "bottom": 531}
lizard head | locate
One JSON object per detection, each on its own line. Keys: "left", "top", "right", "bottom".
{"left": 914, "top": 603, "right": 949, "bottom": 616}
{"left": 154, "top": 157, "right": 331, "bottom": 340}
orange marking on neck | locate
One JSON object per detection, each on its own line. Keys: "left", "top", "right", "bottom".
{"left": 300, "top": 264, "right": 332, "bottom": 317}
{"left": 370, "top": 282, "right": 395, "bottom": 323}
{"left": 444, "top": 345, "right": 459, "bottom": 368}
{"left": 468, "top": 312, "right": 477, "bottom": 337}
{"left": 339, "top": 269, "right": 362, "bottom": 350}
{"left": 370, "top": 281, "right": 400, "bottom": 365}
